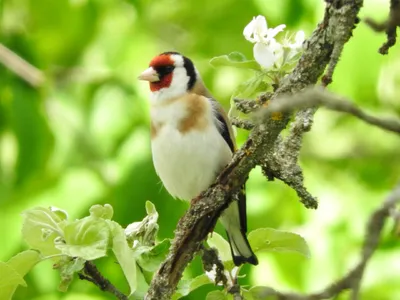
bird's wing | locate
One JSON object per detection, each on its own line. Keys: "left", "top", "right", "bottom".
{"left": 209, "top": 98, "right": 248, "bottom": 233}
{"left": 210, "top": 99, "right": 236, "bottom": 152}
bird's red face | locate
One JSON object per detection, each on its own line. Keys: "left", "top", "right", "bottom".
{"left": 138, "top": 53, "right": 176, "bottom": 92}
{"left": 139, "top": 52, "right": 197, "bottom": 102}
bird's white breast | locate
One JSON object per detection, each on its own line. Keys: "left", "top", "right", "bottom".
{"left": 150, "top": 98, "right": 232, "bottom": 201}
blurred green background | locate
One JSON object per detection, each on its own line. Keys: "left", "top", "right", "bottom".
{"left": 1, "top": 0, "right": 400, "bottom": 299}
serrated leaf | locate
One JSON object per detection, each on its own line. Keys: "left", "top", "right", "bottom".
{"left": 0, "top": 262, "right": 26, "bottom": 300}
{"left": 210, "top": 52, "right": 261, "bottom": 70}
{"left": 248, "top": 228, "right": 310, "bottom": 258}
{"left": 21, "top": 207, "right": 65, "bottom": 256}
{"left": 207, "top": 232, "right": 231, "bottom": 263}
{"left": 173, "top": 274, "right": 212, "bottom": 299}
{"left": 206, "top": 290, "right": 228, "bottom": 300}
{"left": 108, "top": 220, "right": 137, "bottom": 295}
{"left": 54, "top": 257, "right": 85, "bottom": 292}
{"left": 89, "top": 204, "right": 113, "bottom": 219}
{"left": 56, "top": 216, "right": 110, "bottom": 260}
{"left": 137, "top": 239, "right": 171, "bottom": 272}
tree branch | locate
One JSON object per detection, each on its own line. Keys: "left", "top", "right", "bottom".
{"left": 262, "top": 87, "right": 400, "bottom": 135}
{"left": 78, "top": 261, "right": 128, "bottom": 300}
{"left": 364, "top": 0, "right": 400, "bottom": 54}
{"left": 231, "top": 116, "right": 255, "bottom": 130}
{"left": 145, "top": 1, "right": 364, "bottom": 299}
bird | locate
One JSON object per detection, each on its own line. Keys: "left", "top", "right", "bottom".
{"left": 138, "top": 51, "right": 258, "bottom": 266}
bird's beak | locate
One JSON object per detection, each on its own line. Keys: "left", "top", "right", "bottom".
{"left": 138, "top": 67, "right": 159, "bottom": 82}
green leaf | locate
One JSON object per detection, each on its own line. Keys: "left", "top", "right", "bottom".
{"left": 56, "top": 216, "right": 110, "bottom": 260}
{"left": 50, "top": 207, "right": 69, "bottom": 221}
{"left": 0, "top": 262, "right": 26, "bottom": 300}
{"left": 21, "top": 207, "right": 65, "bottom": 256}
{"left": 233, "top": 75, "right": 269, "bottom": 99}
{"left": 247, "top": 286, "right": 278, "bottom": 300}
{"left": 7, "top": 250, "right": 41, "bottom": 278}
{"left": 248, "top": 228, "right": 310, "bottom": 258}
{"left": 173, "top": 274, "right": 212, "bottom": 299}
{"left": 54, "top": 257, "right": 85, "bottom": 292}
{"left": 89, "top": 204, "right": 114, "bottom": 219}
{"left": 136, "top": 239, "right": 171, "bottom": 272}
{"left": 210, "top": 52, "right": 261, "bottom": 70}
{"left": 145, "top": 200, "right": 157, "bottom": 215}
{"left": 206, "top": 290, "right": 228, "bottom": 300}
{"left": 207, "top": 232, "right": 231, "bottom": 263}
{"left": 108, "top": 220, "right": 137, "bottom": 295}
{"left": 0, "top": 250, "right": 41, "bottom": 299}
{"left": 131, "top": 266, "right": 149, "bottom": 300}
{"left": 226, "top": 51, "right": 247, "bottom": 62}
{"left": 126, "top": 201, "right": 159, "bottom": 246}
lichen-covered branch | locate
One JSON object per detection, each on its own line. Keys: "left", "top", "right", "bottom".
{"left": 263, "top": 87, "right": 400, "bottom": 135}
{"left": 231, "top": 116, "right": 255, "bottom": 130}
{"left": 145, "top": 1, "right": 364, "bottom": 299}
{"left": 260, "top": 107, "right": 318, "bottom": 208}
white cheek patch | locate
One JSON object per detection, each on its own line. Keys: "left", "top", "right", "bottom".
{"left": 150, "top": 55, "right": 190, "bottom": 104}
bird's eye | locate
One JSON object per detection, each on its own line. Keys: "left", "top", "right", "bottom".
{"left": 156, "top": 65, "right": 175, "bottom": 77}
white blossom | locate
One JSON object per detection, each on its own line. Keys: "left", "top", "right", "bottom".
{"left": 243, "top": 15, "right": 286, "bottom": 68}
{"left": 283, "top": 30, "right": 305, "bottom": 49}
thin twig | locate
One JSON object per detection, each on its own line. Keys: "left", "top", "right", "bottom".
{"left": 233, "top": 97, "right": 263, "bottom": 114}
{"left": 0, "top": 43, "right": 45, "bottom": 87}
{"left": 261, "top": 88, "right": 400, "bottom": 134}
{"left": 364, "top": 0, "right": 400, "bottom": 54}
{"left": 231, "top": 117, "right": 255, "bottom": 130}
{"left": 79, "top": 261, "right": 128, "bottom": 300}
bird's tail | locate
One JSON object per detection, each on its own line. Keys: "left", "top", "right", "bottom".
{"left": 220, "top": 201, "right": 258, "bottom": 266}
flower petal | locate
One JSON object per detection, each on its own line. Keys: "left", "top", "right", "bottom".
{"left": 294, "top": 30, "right": 305, "bottom": 48}
{"left": 266, "top": 24, "right": 286, "bottom": 41}
{"left": 253, "top": 42, "right": 276, "bottom": 69}
{"left": 244, "top": 17, "right": 257, "bottom": 42}
{"left": 254, "top": 15, "right": 269, "bottom": 41}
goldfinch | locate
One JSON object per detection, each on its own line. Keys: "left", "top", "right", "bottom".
{"left": 138, "top": 52, "right": 258, "bottom": 266}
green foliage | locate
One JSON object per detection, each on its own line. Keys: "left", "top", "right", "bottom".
{"left": 0, "top": 250, "right": 40, "bottom": 300}
{"left": 248, "top": 228, "right": 310, "bottom": 258}
{"left": 173, "top": 274, "right": 212, "bottom": 299}
{"left": 242, "top": 286, "right": 278, "bottom": 300}
{"left": 207, "top": 232, "right": 232, "bottom": 263}
{"left": 210, "top": 52, "right": 261, "bottom": 71}
{"left": 206, "top": 290, "right": 230, "bottom": 300}
{"left": 2, "top": 202, "right": 171, "bottom": 298}
{"left": 54, "top": 257, "right": 86, "bottom": 292}
{"left": 1, "top": 0, "right": 400, "bottom": 299}
{"left": 3, "top": 198, "right": 311, "bottom": 299}
{"left": 21, "top": 207, "right": 65, "bottom": 256}
{"left": 108, "top": 220, "right": 137, "bottom": 295}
